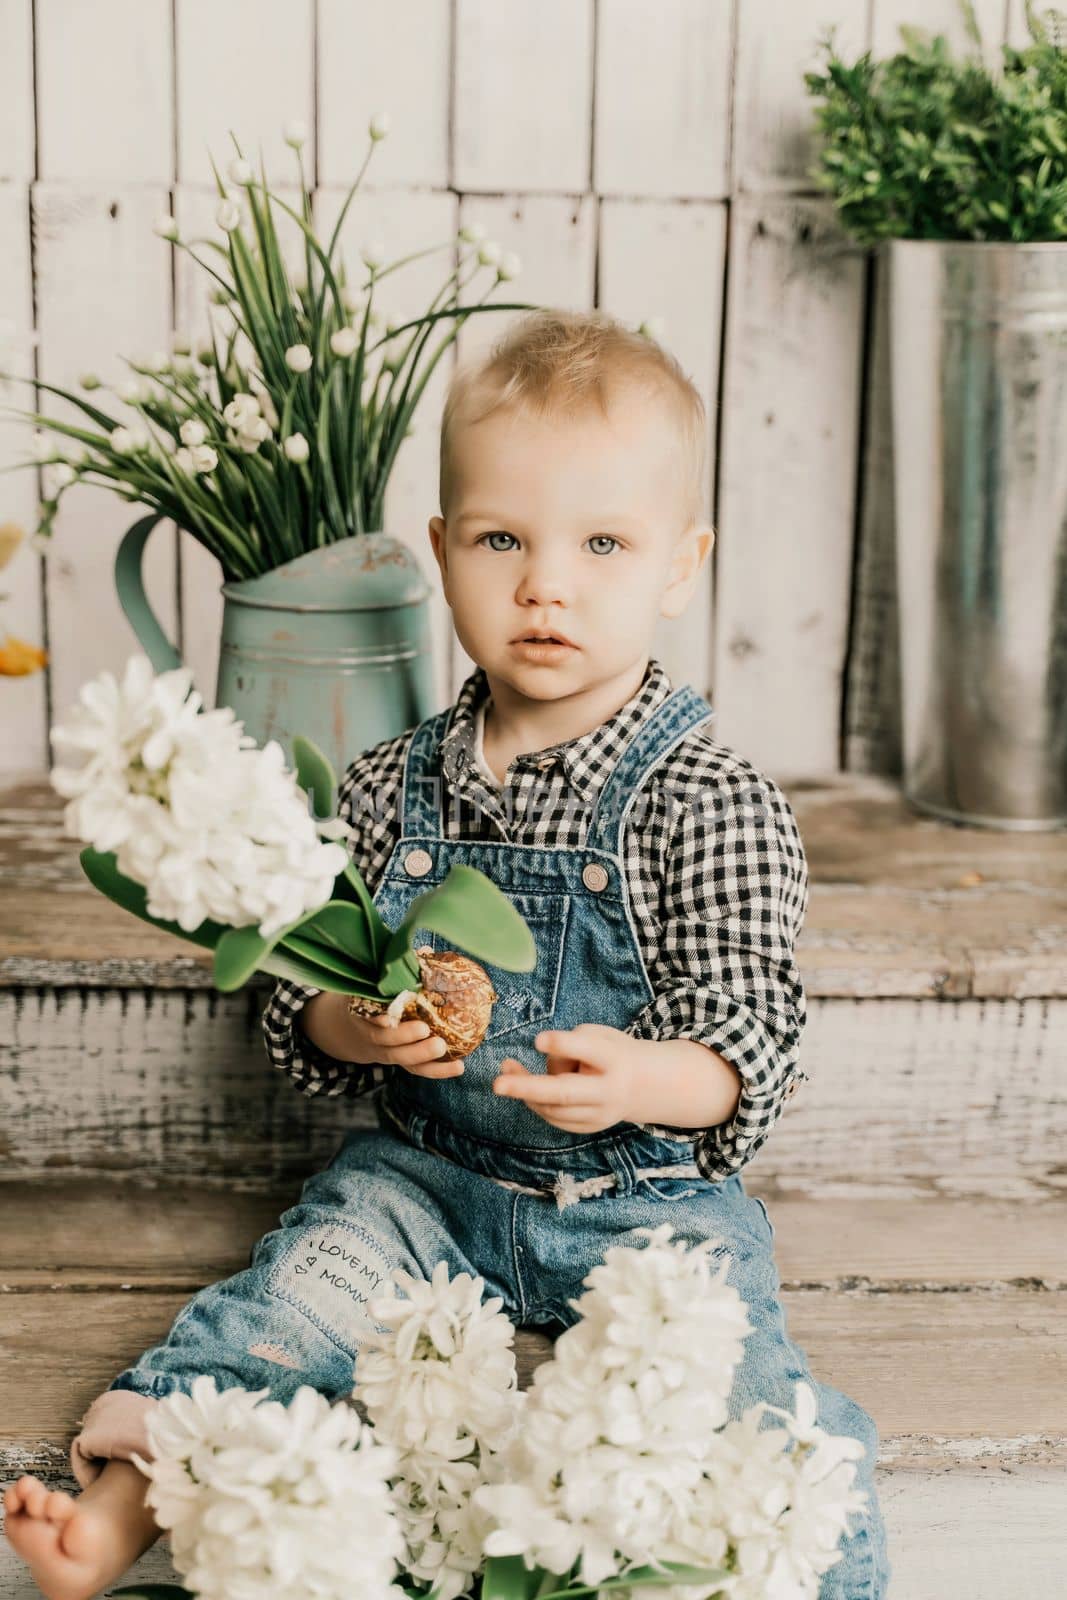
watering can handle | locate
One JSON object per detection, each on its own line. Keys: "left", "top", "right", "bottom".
{"left": 114, "top": 514, "right": 184, "bottom": 675}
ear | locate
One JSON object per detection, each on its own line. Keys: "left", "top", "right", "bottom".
{"left": 660, "top": 524, "right": 714, "bottom": 620}
{"left": 428, "top": 515, "right": 451, "bottom": 601}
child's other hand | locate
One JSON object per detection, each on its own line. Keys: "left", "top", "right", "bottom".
{"left": 349, "top": 1009, "right": 466, "bottom": 1078}
{"left": 492, "top": 1024, "right": 646, "bottom": 1131}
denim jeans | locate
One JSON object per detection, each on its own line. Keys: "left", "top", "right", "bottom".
{"left": 106, "top": 1089, "right": 891, "bottom": 1599}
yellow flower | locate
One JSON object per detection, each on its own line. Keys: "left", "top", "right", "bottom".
{"left": 0, "top": 634, "right": 48, "bottom": 675}
{"left": 0, "top": 521, "right": 26, "bottom": 572}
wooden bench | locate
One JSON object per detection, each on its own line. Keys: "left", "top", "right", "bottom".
{"left": 2, "top": 773, "right": 1065, "bottom": 1598}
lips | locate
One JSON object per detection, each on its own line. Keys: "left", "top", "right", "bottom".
{"left": 512, "top": 631, "right": 576, "bottom": 647}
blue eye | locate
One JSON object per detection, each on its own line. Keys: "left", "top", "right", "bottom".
{"left": 477, "top": 532, "right": 620, "bottom": 555}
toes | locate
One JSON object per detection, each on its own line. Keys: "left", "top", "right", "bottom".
{"left": 46, "top": 1489, "right": 74, "bottom": 1520}
{"left": 24, "top": 1479, "right": 50, "bottom": 1517}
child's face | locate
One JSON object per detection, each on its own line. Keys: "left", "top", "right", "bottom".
{"left": 428, "top": 395, "right": 712, "bottom": 707}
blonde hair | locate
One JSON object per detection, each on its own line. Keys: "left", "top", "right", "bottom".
{"left": 438, "top": 308, "right": 707, "bottom": 530}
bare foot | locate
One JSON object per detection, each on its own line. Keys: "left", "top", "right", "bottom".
{"left": 3, "top": 1463, "right": 160, "bottom": 1600}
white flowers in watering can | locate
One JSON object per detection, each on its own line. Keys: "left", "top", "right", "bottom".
{"left": 0, "top": 113, "right": 532, "bottom": 579}
{"left": 111, "top": 1227, "right": 868, "bottom": 1600}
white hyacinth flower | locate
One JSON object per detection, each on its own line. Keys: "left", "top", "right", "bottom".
{"left": 473, "top": 1224, "right": 867, "bottom": 1596}
{"left": 458, "top": 222, "right": 487, "bottom": 244}
{"left": 109, "top": 426, "right": 137, "bottom": 453}
{"left": 283, "top": 432, "right": 310, "bottom": 463}
{"left": 285, "top": 343, "right": 313, "bottom": 373}
{"left": 132, "top": 1376, "right": 404, "bottom": 1600}
{"left": 361, "top": 236, "right": 386, "bottom": 271}
{"left": 178, "top": 418, "right": 207, "bottom": 448}
{"left": 353, "top": 1261, "right": 524, "bottom": 1600}
{"left": 497, "top": 251, "right": 521, "bottom": 281}
{"left": 369, "top": 110, "right": 390, "bottom": 141}
{"left": 227, "top": 157, "right": 253, "bottom": 186}
{"left": 477, "top": 240, "right": 501, "bottom": 268}
{"left": 49, "top": 655, "right": 353, "bottom": 939}
{"left": 330, "top": 326, "right": 360, "bottom": 357}
{"left": 78, "top": 372, "right": 101, "bottom": 390}
{"left": 638, "top": 315, "right": 667, "bottom": 341}
{"left": 171, "top": 331, "right": 193, "bottom": 357}
{"left": 153, "top": 213, "right": 179, "bottom": 240}
{"left": 283, "top": 118, "right": 308, "bottom": 149}
{"left": 216, "top": 197, "right": 242, "bottom": 232}
{"left": 189, "top": 443, "right": 217, "bottom": 473}
{"left": 174, "top": 446, "right": 194, "bottom": 472}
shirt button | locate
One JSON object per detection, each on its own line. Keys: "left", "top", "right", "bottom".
{"left": 582, "top": 862, "right": 610, "bottom": 893}
{"left": 785, "top": 1078, "right": 799, "bottom": 1099}
{"left": 404, "top": 848, "right": 433, "bottom": 878}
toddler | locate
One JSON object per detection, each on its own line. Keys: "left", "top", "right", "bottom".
{"left": 4, "top": 309, "right": 890, "bottom": 1599}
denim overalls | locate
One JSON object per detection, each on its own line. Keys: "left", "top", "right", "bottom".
{"left": 89, "top": 684, "right": 890, "bottom": 1598}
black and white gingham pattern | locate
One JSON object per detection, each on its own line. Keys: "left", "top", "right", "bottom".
{"left": 261, "top": 658, "right": 810, "bottom": 1182}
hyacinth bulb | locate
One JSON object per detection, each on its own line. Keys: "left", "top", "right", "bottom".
{"left": 348, "top": 945, "right": 498, "bottom": 1057}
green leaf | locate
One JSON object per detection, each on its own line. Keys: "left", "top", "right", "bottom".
{"left": 79, "top": 847, "right": 227, "bottom": 950}
{"left": 291, "top": 733, "right": 336, "bottom": 822}
{"left": 531, "top": 1561, "right": 731, "bottom": 1600}
{"left": 299, "top": 897, "right": 380, "bottom": 968}
{"left": 280, "top": 929, "right": 375, "bottom": 981}
{"left": 338, "top": 860, "right": 390, "bottom": 966}
{"left": 378, "top": 863, "right": 537, "bottom": 992}
{"left": 480, "top": 1555, "right": 543, "bottom": 1600}
{"left": 213, "top": 910, "right": 331, "bottom": 991}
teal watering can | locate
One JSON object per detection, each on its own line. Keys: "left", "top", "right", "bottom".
{"left": 115, "top": 515, "right": 438, "bottom": 783}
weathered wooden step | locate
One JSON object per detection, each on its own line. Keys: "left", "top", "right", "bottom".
{"left": 2, "top": 774, "right": 1066, "bottom": 1186}
{"left": 1, "top": 1182, "right": 1063, "bottom": 1468}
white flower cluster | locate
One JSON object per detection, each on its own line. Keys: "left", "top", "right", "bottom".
{"left": 473, "top": 1223, "right": 869, "bottom": 1600}
{"left": 353, "top": 1261, "right": 525, "bottom": 1600}
{"left": 133, "top": 1377, "right": 406, "bottom": 1600}
{"left": 49, "top": 654, "right": 351, "bottom": 938}
{"left": 222, "top": 390, "right": 273, "bottom": 454}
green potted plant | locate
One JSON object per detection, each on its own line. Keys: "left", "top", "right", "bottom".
{"left": 805, "top": 1, "right": 1067, "bottom": 829}
{"left": 0, "top": 114, "right": 538, "bottom": 776}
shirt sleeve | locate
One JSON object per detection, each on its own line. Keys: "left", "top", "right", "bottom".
{"left": 624, "top": 767, "right": 810, "bottom": 1181}
{"left": 259, "top": 732, "right": 407, "bottom": 1097}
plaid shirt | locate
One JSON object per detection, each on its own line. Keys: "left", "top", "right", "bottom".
{"left": 261, "top": 658, "right": 810, "bottom": 1182}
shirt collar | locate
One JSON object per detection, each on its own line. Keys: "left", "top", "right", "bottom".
{"left": 439, "top": 658, "right": 675, "bottom": 804}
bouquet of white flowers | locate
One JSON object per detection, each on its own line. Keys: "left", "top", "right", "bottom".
{"left": 49, "top": 653, "right": 535, "bottom": 1046}
{"left": 112, "top": 1226, "right": 868, "bottom": 1600}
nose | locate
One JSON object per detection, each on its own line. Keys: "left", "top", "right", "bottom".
{"left": 514, "top": 554, "right": 572, "bottom": 608}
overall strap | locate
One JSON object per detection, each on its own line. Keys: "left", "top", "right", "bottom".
{"left": 399, "top": 708, "right": 453, "bottom": 838}
{"left": 584, "top": 686, "right": 715, "bottom": 857}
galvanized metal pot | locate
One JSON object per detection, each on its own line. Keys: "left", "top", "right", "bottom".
{"left": 115, "top": 516, "right": 436, "bottom": 780}
{"left": 888, "top": 239, "right": 1067, "bottom": 830}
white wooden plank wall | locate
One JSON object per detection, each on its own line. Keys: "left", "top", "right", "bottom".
{"left": 0, "top": 0, "right": 1024, "bottom": 781}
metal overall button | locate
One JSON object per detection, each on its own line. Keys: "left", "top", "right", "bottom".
{"left": 404, "top": 848, "right": 433, "bottom": 877}
{"left": 581, "top": 862, "right": 610, "bottom": 892}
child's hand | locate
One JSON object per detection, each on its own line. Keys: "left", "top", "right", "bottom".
{"left": 492, "top": 1024, "right": 647, "bottom": 1131}
{"left": 344, "top": 1007, "right": 466, "bottom": 1078}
